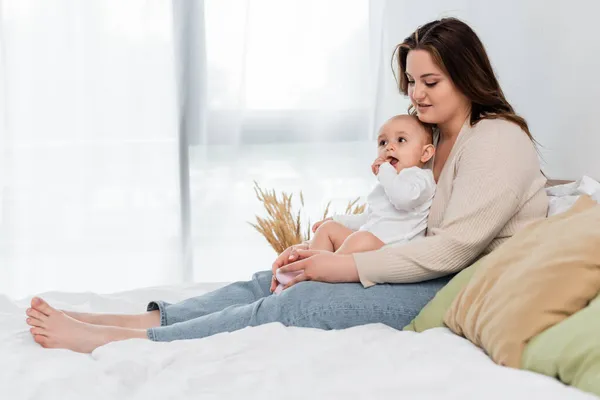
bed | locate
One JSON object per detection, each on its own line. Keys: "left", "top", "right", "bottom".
{"left": 1, "top": 282, "right": 595, "bottom": 400}
{"left": 2, "top": 178, "right": 598, "bottom": 400}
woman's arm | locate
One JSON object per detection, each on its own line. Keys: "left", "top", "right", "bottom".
{"left": 276, "top": 150, "right": 527, "bottom": 289}
{"left": 276, "top": 123, "right": 546, "bottom": 289}
{"left": 354, "top": 125, "right": 546, "bottom": 287}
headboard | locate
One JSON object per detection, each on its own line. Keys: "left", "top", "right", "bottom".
{"left": 546, "top": 179, "right": 572, "bottom": 187}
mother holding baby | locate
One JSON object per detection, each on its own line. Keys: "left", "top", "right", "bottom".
{"left": 25, "top": 17, "right": 548, "bottom": 352}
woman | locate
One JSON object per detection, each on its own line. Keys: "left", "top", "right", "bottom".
{"left": 25, "top": 17, "right": 548, "bottom": 353}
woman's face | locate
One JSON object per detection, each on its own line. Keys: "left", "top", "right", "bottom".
{"left": 405, "top": 49, "right": 469, "bottom": 126}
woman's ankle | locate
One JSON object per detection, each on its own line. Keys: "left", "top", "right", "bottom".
{"left": 63, "top": 310, "right": 160, "bottom": 329}
{"left": 138, "top": 311, "right": 161, "bottom": 329}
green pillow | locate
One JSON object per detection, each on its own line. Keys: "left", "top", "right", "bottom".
{"left": 522, "top": 293, "right": 600, "bottom": 397}
{"left": 403, "top": 258, "right": 483, "bottom": 332}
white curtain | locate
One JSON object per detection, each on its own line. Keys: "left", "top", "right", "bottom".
{"left": 189, "top": 0, "right": 393, "bottom": 282}
{"left": 0, "top": 0, "right": 183, "bottom": 298}
{"left": 0, "top": 0, "right": 392, "bottom": 296}
{"left": 198, "top": 0, "right": 378, "bottom": 146}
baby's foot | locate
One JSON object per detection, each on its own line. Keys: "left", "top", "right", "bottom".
{"left": 26, "top": 297, "right": 145, "bottom": 353}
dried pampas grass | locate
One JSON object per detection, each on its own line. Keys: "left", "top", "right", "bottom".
{"left": 249, "top": 181, "right": 366, "bottom": 254}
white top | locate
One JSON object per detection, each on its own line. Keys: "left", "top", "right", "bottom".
{"left": 333, "top": 164, "right": 436, "bottom": 245}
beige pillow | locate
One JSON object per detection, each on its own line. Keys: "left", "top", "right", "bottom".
{"left": 444, "top": 195, "right": 600, "bottom": 368}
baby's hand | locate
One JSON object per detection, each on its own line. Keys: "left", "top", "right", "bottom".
{"left": 371, "top": 157, "right": 386, "bottom": 175}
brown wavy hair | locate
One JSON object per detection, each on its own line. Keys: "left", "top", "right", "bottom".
{"left": 392, "top": 17, "right": 537, "bottom": 144}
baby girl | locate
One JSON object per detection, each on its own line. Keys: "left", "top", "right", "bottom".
{"left": 274, "top": 114, "right": 436, "bottom": 293}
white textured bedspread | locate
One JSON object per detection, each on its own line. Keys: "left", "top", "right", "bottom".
{"left": 0, "top": 283, "right": 594, "bottom": 400}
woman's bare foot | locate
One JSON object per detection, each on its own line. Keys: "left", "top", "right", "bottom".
{"left": 63, "top": 310, "right": 160, "bottom": 329}
{"left": 25, "top": 297, "right": 148, "bottom": 353}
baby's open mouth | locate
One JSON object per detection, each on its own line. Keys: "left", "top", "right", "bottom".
{"left": 387, "top": 156, "right": 399, "bottom": 167}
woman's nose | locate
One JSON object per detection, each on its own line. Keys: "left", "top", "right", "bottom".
{"left": 412, "top": 82, "right": 426, "bottom": 101}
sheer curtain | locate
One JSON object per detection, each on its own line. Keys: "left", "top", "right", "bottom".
{"left": 188, "top": 0, "right": 392, "bottom": 282}
{"left": 0, "top": 0, "right": 395, "bottom": 296}
{"left": 0, "top": 0, "right": 183, "bottom": 298}
{"left": 200, "top": 0, "right": 372, "bottom": 145}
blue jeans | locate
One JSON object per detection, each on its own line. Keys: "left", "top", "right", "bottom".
{"left": 146, "top": 270, "right": 451, "bottom": 341}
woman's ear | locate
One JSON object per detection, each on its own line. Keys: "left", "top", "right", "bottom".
{"left": 421, "top": 144, "right": 435, "bottom": 163}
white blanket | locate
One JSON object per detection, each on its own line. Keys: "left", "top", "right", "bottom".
{"left": 0, "top": 284, "right": 594, "bottom": 400}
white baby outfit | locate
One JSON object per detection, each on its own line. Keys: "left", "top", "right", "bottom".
{"left": 333, "top": 163, "right": 436, "bottom": 245}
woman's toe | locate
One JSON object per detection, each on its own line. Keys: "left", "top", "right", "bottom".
{"left": 31, "top": 297, "right": 56, "bottom": 317}
{"left": 29, "top": 327, "right": 46, "bottom": 336}
{"left": 33, "top": 334, "right": 50, "bottom": 348}
{"left": 26, "top": 317, "right": 45, "bottom": 328}
{"left": 26, "top": 308, "right": 48, "bottom": 321}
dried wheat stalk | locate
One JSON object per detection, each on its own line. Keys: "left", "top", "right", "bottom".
{"left": 249, "top": 181, "right": 365, "bottom": 254}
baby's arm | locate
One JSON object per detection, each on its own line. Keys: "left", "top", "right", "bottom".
{"left": 377, "top": 164, "right": 436, "bottom": 211}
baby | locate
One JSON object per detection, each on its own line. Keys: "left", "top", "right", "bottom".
{"left": 274, "top": 114, "right": 436, "bottom": 293}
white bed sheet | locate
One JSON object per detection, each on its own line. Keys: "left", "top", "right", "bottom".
{"left": 0, "top": 283, "right": 595, "bottom": 400}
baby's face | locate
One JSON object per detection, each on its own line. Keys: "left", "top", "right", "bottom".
{"left": 376, "top": 117, "right": 430, "bottom": 173}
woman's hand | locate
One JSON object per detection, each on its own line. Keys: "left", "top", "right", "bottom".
{"left": 270, "top": 242, "right": 310, "bottom": 292}
{"left": 277, "top": 249, "right": 360, "bottom": 290}
{"left": 311, "top": 217, "right": 332, "bottom": 233}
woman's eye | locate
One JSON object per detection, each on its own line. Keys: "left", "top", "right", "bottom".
{"left": 425, "top": 82, "right": 438, "bottom": 88}
{"left": 407, "top": 80, "right": 415, "bottom": 86}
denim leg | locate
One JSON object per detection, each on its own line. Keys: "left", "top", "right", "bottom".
{"left": 147, "top": 270, "right": 273, "bottom": 326}
{"left": 147, "top": 273, "right": 452, "bottom": 342}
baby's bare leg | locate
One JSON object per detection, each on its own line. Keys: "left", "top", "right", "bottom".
{"left": 335, "top": 231, "right": 385, "bottom": 255}
{"left": 310, "top": 221, "right": 355, "bottom": 252}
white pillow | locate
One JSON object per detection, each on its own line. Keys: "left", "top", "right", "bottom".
{"left": 546, "top": 176, "right": 600, "bottom": 216}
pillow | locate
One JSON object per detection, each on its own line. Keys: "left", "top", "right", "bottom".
{"left": 522, "top": 293, "right": 600, "bottom": 396}
{"left": 443, "top": 194, "right": 600, "bottom": 369}
{"left": 403, "top": 258, "right": 481, "bottom": 332}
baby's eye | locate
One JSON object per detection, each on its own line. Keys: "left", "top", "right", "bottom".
{"left": 397, "top": 137, "right": 407, "bottom": 143}
{"left": 379, "top": 140, "right": 387, "bottom": 147}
